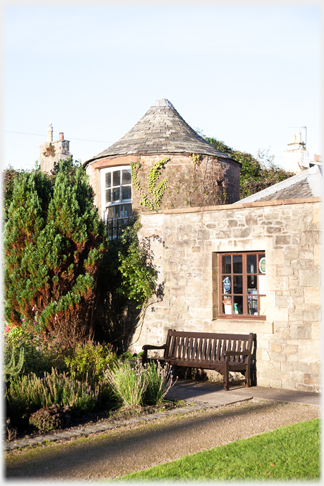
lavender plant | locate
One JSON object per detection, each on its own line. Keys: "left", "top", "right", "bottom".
{"left": 143, "top": 361, "right": 176, "bottom": 405}
{"left": 104, "top": 359, "right": 148, "bottom": 407}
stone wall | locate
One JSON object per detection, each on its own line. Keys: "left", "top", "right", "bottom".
{"left": 132, "top": 197, "right": 321, "bottom": 393}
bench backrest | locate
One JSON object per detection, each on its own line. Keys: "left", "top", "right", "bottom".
{"left": 164, "top": 330, "right": 254, "bottom": 364}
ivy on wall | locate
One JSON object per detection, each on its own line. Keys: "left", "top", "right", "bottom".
{"left": 130, "top": 157, "right": 170, "bottom": 211}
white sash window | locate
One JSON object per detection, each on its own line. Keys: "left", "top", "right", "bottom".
{"left": 101, "top": 167, "right": 132, "bottom": 233}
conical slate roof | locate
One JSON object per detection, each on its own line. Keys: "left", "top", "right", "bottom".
{"left": 85, "top": 99, "right": 233, "bottom": 165}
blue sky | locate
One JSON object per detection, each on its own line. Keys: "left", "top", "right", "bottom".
{"left": 3, "top": 3, "right": 321, "bottom": 170}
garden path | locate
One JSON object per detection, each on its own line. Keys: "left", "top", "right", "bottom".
{"left": 5, "top": 385, "right": 320, "bottom": 481}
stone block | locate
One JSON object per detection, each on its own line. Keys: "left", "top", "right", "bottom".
{"left": 267, "top": 249, "right": 284, "bottom": 265}
{"left": 264, "top": 210, "right": 280, "bottom": 220}
{"left": 266, "top": 307, "right": 288, "bottom": 322}
{"left": 284, "top": 247, "right": 299, "bottom": 259}
{"left": 257, "top": 377, "right": 270, "bottom": 387}
{"left": 227, "top": 219, "right": 238, "bottom": 227}
{"left": 314, "top": 244, "right": 321, "bottom": 265}
{"left": 282, "top": 345, "right": 298, "bottom": 354}
{"left": 266, "top": 275, "right": 289, "bottom": 292}
{"left": 298, "top": 340, "right": 321, "bottom": 362}
{"left": 271, "top": 343, "right": 282, "bottom": 353}
{"left": 232, "top": 227, "right": 252, "bottom": 238}
{"left": 311, "top": 322, "right": 321, "bottom": 340}
{"left": 313, "top": 205, "right": 321, "bottom": 223}
{"left": 276, "top": 266, "right": 294, "bottom": 276}
{"left": 281, "top": 362, "right": 294, "bottom": 372}
{"left": 269, "top": 352, "right": 286, "bottom": 362}
{"left": 299, "top": 250, "right": 314, "bottom": 260}
{"left": 256, "top": 361, "right": 274, "bottom": 371}
{"left": 304, "top": 287, "right": 321, "bottom": 305}
{"left": 266, "top": 226, "right": 282, "bottom": 234}
{"left": 289, "top": 326, "right": 311, "bottom": 340}
{"left": 197, "top": 229, "right": 210, "bottom": 240}
{"left": 299, "top": 268, "right": 321, "bottom": 287}
{"left": 269, "top": 379, "right": 282, "bottom": 388}
{"left": 164, "top": 261, "right": 180, "bottom": 272}
{"left": 303, "top": 309, "right": 321, "bottom": 322}
{"left": 275, "top": 295, "right": 295, "bottom": 308}
{"left": 274, "top": 235, "right": 291, "bottom": 246}
{"left": 281, "top": 380, "right": 297, "bottom": 390}
{"left": 294, "top": 362, "right": 310, "bottom": 373}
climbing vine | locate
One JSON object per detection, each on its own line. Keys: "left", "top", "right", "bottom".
{"left": 130, "top": 157, "right": 170, "bottom": 211}
{"left": 43, "top": 143, "right": 56, "bottom": 157}
{"left": 191, "top": 153, "right": 202, "bottom": 167}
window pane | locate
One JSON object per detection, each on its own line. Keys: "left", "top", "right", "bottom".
{"left": 122, "top": 186, "right": 131, "bottom": 200}
{"left": 105, "top": 172, "right": 111, "bottom": 187}
{"left": 247, "top": 275, "right": 257, "bottom": 294}
{"left": 234, "top": 296, "right": 243, "bottom": 314}
{"left": 113, "top": 170, "right": 120, "bottom": 186}
{"left": 248, "top": 296, "right": 258, "bottom": 315}
{"left": 259, "top": 254, "right": 266, "bottom": 274}
{"left": 105, "top": 189, "right": 111, "bottom": 204}
{"left": 222, "top": 276, "right": 231, "bottom": 294}
{"left": 233, "top": 275, "right": 243, "bottom": 294}
{"left": 114, "top": 205, "right": 120, "bottom": 218}
{"left": 222, "top": 255, "right": 231, "bottom": 274}
{"left": 222, "top": 296, "right": 232, "bottom": 314}
{"left": 247, "top": 255, "right": 257, "bottom": 274}
{"left": 108, "top": 207, "right": 114, "bottom": 219}
{"left": 113, "top": 188, "right": 120, "bottom": 201}
{"left": 124, "top": 204, "right": 132, "bottom": 218}
{"left": 122, "top": 169, "right": 131, "bottom": 184}
{"left": 259, "top": 274, "right": 266, "bottom": 294}
{"left": 233, "top": 255, "right": 242, "bottom": 273}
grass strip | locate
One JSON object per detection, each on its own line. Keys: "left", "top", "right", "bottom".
{"left": 117, "top": 418, "right": 320, "bottom": 481}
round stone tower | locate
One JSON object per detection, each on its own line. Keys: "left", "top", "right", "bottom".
{"left": 83, "top": 99, "right": 241, "bottom": 222}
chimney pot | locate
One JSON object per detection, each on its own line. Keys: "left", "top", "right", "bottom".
{"left": 59, "top": 132, "right": 64, "bottom": 140}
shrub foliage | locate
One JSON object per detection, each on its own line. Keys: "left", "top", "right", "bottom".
{"left": 4, "top": 159, "right": 107, "bottom": 344}
{"left": 205, "top": 138, "right": 295, "bottom": 199}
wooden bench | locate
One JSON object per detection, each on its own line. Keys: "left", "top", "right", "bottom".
{"left": 142, "top": 330, "right": 254, "bottom": 391}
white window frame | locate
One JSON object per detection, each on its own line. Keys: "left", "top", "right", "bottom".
{"left": 101, "top": 166, "right": 132, "bottom": 224}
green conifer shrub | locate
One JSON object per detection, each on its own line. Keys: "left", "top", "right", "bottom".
{"left": 4, "top": 160, "right": 108, "bottom": 345}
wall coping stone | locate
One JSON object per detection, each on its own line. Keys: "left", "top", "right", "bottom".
{"left": 158, "top": 197, "right": 321, "bottom": 215}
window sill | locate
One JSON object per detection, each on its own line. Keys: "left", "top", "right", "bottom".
{"left": 212, "top": 318, "right": 274, "bottom": 334}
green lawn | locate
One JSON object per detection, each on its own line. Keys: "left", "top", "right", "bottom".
{"left": 117, "top": 419, "right": 320, "bottom": 481}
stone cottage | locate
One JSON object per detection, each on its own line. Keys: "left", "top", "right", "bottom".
{"left": 83, "top": 99, "right": 322, "bottom": 393}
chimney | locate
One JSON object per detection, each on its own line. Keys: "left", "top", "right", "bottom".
{"left": 47, "top": 122, "right": 53, "bottom": 143}
{"left": 59, "top": 132, "right": 64, "bottom": 140}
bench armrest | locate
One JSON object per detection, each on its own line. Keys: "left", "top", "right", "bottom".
{"left": 142, "top": 344, "right": 166, "bottom": 363}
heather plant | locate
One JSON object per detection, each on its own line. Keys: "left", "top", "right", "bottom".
{"left": 143, "top": 361, "right": 176, "bottom": 405}
{"left": 104, "top": 359, "right": 148, "bottom": 407}
{"left": 5, "top": 368, "right": 102, "bottom": 421}
{"left": 29, "top": 404, "right": 72, "bottom": 432}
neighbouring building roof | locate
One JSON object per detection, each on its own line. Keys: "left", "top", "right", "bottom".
{"left": 236, "top": 164, "right": 323, "bottom": 203}
{"left": 84, "top": 99, "right": 235, "bottom": 166}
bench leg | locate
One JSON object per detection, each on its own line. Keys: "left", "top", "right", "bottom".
{"left": 245, "top": 367, "right": 250, "bottom": 387}
{"left": 224, "top": 368, "right": 230, "bottom": 391}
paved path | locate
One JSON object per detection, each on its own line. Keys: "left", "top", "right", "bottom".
{"left": 5, "top": 382, "right": 321, "bottom": 481}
